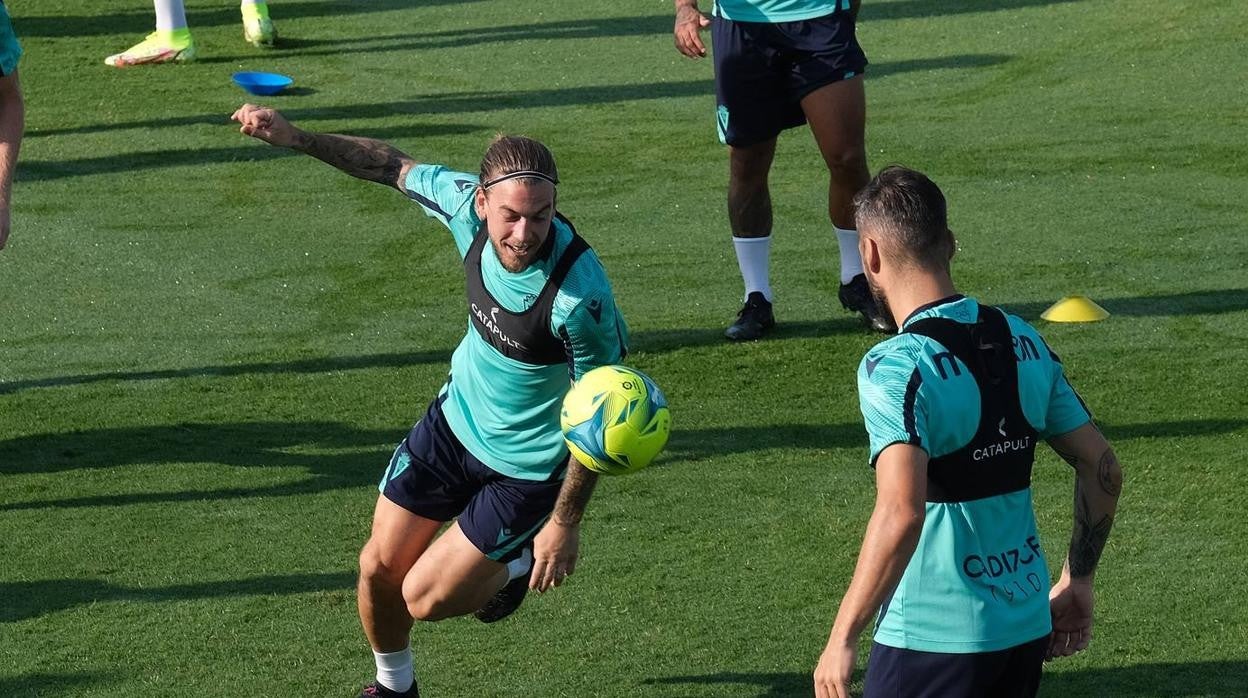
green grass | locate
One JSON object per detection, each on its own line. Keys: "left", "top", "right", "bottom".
{"left": 2, "top": 0, "right": 1246, "bottom": 695}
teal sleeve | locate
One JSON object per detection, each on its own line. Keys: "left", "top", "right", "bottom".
{"left": 561, "top": 292, "right": 628, "bottom": 380}
{"left": 0, "top": 4, "right": 21, "bottom": 76}
{"left": 858, "top": 341, "right": 928, "bottom": 467}
{"left": 1041, "top": 362, "right": 1092, "bottom": 438}
{"left": 553, "top": 252, "right": 629, "bottom": 380}
{"left": 402, "top": 165, "right": 480, "bottom": 257}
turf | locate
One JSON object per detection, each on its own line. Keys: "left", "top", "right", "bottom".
{"left": 2, "top": 0, "right": 1246, "bottom": 696}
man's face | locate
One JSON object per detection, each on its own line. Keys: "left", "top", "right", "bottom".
{"left": 475, "top": 179, "right": 556, "bottom": 273}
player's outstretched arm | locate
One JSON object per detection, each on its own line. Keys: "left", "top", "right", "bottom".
{"left": 815, "top": 445, "right": 926, "bottom": 698}
{"left": 0, "top": 70, "right": 24, "bottom": 250}
{"left": 530, "top": 458, "right": 599, "bottom": 594}
{"left": 1045, "top": 423, "right": 1123, "bottom": 660}
{"left": 673, "top": 0, "right": 710, "bottom": 58}
{"left": 231, "top": 103, "right": 416, "bottom": 191}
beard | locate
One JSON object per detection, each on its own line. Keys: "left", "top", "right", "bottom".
{"left": 866, "top": 273, "right": 894, "bottom": 325}
{"left": 491, "top": 237, "right": 535, "bottom": 273}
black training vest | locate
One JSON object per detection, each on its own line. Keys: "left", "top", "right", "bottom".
{"left": 464, "top": 214, "right": 590, "bottom": 366}
{"left": 905, "top": 305, "right": 1039, "bottom": 504}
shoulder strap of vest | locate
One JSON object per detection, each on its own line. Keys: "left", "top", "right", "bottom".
{"left": 464, "top": 225, "right": 488, "bottom": 267}
{"left": 541, "top": 213, "right": 591, "bottom": 295}
{"left": 905, "top": 305, "right": 1015, "bottom": 390}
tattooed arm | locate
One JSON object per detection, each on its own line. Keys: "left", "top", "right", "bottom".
{"left": 530, "top": 459, "right": 600, "bottom": 593}
{"left": 1045, "top": 422, "right": 1123, "bottom": 660}
{"left": 231, "top": 103, "right": 415, "bottom": 191}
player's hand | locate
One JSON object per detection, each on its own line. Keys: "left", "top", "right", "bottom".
{"left": 530, "top": 519, "right": 580, "bottom": 593}
{"left": 231, "top": 103, "right": 301, "bottom": 148}
{"left": 674, "top": 3, "right": 710, "bottom": 58}
{"left": 813, "top": 635, "right": 856, "bottom": 698}
{"left": 0, "top": 206, "right": 10, "bottom": 250}
{"left": 1047, "top": 575, "right": 1094, "bottom": 660}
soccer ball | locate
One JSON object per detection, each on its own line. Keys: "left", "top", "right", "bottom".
{"left": 561, "top": 365, "right": 671, "bottom": 475}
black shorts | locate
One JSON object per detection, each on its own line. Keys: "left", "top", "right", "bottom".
{"left": 378, "top": 397, "right": 565, "bottom": 563}
{"left": 711, "top": 11, "right": 867, "bottom": 146}
{"left": 863, "top": 636, "right": 1048, "bottom": 698}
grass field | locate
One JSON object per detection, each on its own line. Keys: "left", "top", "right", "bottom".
{"left": 2, "top": 0, "right": 1246, "bottom": 696}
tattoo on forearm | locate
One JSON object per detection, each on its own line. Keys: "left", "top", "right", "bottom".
{"left": 1097, "top": 448, "right": 1123, "bottom": 497}
{"left": 553, "top": 463, "right": 599, "bottom": 526}
{"left": 1069, "top": 481, "right": 1114, "bottom": 578}
{"left": 1053, "top": 447, "right": 1080, "bottom": 469}
{"left": 296, "top": 131, "right": 407, "bottom": 186}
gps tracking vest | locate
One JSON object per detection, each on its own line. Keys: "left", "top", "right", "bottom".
{"left": 464, "top": 215, "right": 590, "bottom": 366}
{"left": 905, "top": 306, "right": 1039, "bottom": 503}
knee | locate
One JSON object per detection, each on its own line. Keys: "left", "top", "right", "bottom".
{"left": 403, "top": 583, "right": 455, "bottom": 622}
{"left": 823, "top": 143, "right": 867, "bottom": 178}
{"left": 358, "top": 540, "right": 407, "bottom": 589}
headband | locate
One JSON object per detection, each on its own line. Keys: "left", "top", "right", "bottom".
{"left": 481, "top": 170, "right": 559, "bottom": 189}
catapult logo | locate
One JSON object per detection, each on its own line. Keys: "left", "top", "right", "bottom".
{"left": 472, "top": 302, "right": 524, "bottom": 351}
{"left": 972, "top": 417, "right": 1032, "bottom": 461}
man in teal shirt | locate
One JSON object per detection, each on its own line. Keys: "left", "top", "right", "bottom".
{"left": 232, "top": 104, "right": 628, "bottom": 698}
{"left": 0, "top": 0, "right": 23, "bottom": 250}
{"left": 815, "top": 167, "right": 1123, "bottom": 698}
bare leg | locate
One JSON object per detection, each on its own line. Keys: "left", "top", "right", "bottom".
{"left": 357, "top": 496, "right": 442, "bottom": 652}
{"left": 801, "top": 76, "right": 869, "bottom": 230}
{"left": 402, "top": 521, "right": 511, "bottom": 622}
{"left": 727, "top": 138, "right": 778, "bottom": 238}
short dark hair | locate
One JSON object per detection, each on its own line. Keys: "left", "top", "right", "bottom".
{"left": 479, "top": 135, "right": 558, "bottom": 190}
{"left": 853, "top": 165, "right": 954, "bottom": 270}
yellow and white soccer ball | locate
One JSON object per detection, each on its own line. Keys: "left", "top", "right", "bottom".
{"left": 561, "top": 365, "right": 671, "bottom": 476}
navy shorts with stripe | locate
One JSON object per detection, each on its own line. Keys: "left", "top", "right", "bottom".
{"left": 864, "top": 636, "right": 1048, "bottom": 698}
{"left": 711, "top": 10, "right": 867, "bottom": 146}
{"left": 379, "top": 397, "right": 565, "bottom": 563}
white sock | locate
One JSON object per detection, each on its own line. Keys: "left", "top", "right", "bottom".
{"left": 835, "top": 226, "right": 864, "bottom": 284}
{"left": 506, "top": 547, "right": 533, "bottom": 582}
{"left": 733, "top": 235, "right": 773, "bottom": 302}
{"left": 154, "top": 0, "right": 188, "bottom": 31}
{"left": 373, "top": 646, "right": 414, "bottom": 693}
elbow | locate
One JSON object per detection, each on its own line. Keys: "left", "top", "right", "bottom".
{"left": 900, "top": 509, "right": 925, "bottom": 546}
{"left": 1108, "top": 457, "right": 1128, "bottom": 499}
{"left": 882, "top": 503, "right": 925, "bottom": 548}
{"left": 1103, "top": 450, "right": 1124, "bottom": 499}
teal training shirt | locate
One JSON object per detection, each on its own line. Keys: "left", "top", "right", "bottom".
{"left": 712, "top": 0, "right": 847, "bottom": 23}
{"left": 858, "top": 296, "right": 1091, "bottom": 653}
{"left": 403, "top": 164, "right": 629, "bottom": 481}
{"left": 0, "top": 2, "right": 21, "bottom": 76}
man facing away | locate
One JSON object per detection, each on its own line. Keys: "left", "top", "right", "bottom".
{"left": 233, "top": 104, "right": 630, "bottom": 697}
{"left": 815, "top": 166, "right": 1123, "bottom": 698}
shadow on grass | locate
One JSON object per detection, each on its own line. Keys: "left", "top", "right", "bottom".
{"left": 667, "top": 423, "right": 866, "bottom": 460}
{"left": 862, "top": 0, "right": 1084, "bottom": 21}
{"left": 0, "top": 321, "right": 857, "bottom": 397}
{"left": 2, "top": 413, "right": 1240, "bottom": 511}
{"left": 10, "top": 0, "right": 483, "bottom": 38}
{"left": 0, "top": 421, "right": 396, "bottom": 510}
{"left": 645, "top": 671, "right": 816, "bottom": 698}
{"left": 0, "top": 671, "right": 116, "bottom": 695}
{"left": 0, "top": 572, "right": 355, "bottom": 623}
{"left": 29, "top": 53, "right": 1008, "bottom": 140}
{"left": 996, "top": 289, "right": 1248, "bottom": 321}
{"left": 200, "top": 14, "right": 677, "bottom": 62}
{"left": 0, "top": 350, "right": 451, "bottom": 396}
{"left": 643, "top": 660, "right": 1248, "bottom": 697}
{"left": 3, "top": 282, "right": 1248, "bottom": 397}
